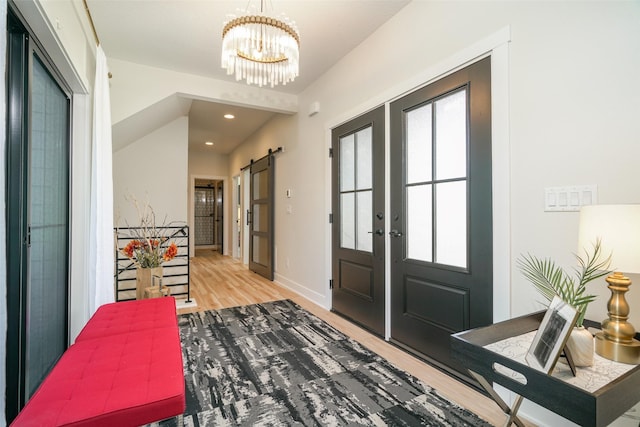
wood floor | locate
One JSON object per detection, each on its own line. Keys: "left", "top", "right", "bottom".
{"left": 178, "top": 249, "right": 531, "bottom": 427}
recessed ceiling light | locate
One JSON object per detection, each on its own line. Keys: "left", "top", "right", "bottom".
{"left": 224, "top": 114, "right": 235, "bottom": 119}
{"left": 205, "top": 141, "right": 214, "bottom": 146}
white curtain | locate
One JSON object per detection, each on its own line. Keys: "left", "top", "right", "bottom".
{"left": 89, "top": 45, "right": 115, "bottom": 314}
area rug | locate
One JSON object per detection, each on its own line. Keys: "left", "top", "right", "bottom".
{"left": 155, "top": 299, "right": 491, "bottom": 426}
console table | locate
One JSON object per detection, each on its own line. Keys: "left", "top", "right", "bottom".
{"left": 451, "top": 311, "right": 640, "bottom": 427}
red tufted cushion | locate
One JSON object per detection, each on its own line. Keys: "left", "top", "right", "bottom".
{"left": 11, "top": 326, "right": 185, "bottom": 427}
{"left": 75, "top": 297, "right": 177, "bottom": 342}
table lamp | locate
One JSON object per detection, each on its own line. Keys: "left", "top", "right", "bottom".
{"left": 578, "top": 204, "right": 640, "bottom": 364}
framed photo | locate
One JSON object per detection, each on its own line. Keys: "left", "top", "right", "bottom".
{"left": 525, "top": 296, "right": 579, "bottom": 374}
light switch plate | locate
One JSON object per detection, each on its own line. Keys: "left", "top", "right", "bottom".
{"left": 544, "top": 185, "right": 597, "bottom": 212}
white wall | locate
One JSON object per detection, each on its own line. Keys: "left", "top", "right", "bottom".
{"left": 113, "top": 116, "right": 189, "bottom": 226}
{"left": 189, "top": 150, "right": 229, "bottom": 178}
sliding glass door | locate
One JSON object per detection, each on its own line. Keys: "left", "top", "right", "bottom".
{"left": 6, "top": 11, "right": 71, "bottom": 422}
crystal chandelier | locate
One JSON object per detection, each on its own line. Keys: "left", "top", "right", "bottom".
{"left": 221, "top": 1, "right": 300, "bottom": 88}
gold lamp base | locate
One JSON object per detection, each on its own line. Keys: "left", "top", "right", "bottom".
{"left": 595, "top": 332, "right": 640, "bottom": 364}
{"left": 595, "top": 272, "right": 640, "bottom": 365}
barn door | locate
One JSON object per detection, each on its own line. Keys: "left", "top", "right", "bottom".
{"left": 249, "top": 155, "right": 274, "bottom": 280}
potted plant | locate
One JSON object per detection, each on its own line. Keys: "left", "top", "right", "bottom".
{"left": 517, "top": 239, "right": 611, "bottom": 366}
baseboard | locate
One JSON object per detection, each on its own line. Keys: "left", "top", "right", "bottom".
{"left": 274, "top": 273, "right": 329, "bottom": 310}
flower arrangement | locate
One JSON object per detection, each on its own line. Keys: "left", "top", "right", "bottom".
{"left": 122, "top": 239, "right": 178, "bottom": 268}
{"left": 120, "top": 197, "right": 179, "bottom": 268}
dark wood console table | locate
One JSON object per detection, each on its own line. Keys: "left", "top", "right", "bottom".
{"left": 451, "top": 312, "right": 640, "bottom": 427}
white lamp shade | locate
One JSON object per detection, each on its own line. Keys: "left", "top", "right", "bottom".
{"left": 578, "top": 204, "right": 640, "bottom": 274}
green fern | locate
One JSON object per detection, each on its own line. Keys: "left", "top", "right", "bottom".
{"left": 516, "top": 239, "right": 611, "bottom": 327}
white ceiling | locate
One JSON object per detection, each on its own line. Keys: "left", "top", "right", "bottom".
{"left": 88, "top": 0, "right": 410, "bottom": 153}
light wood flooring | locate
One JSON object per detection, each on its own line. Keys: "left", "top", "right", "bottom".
{"left": 178, "top": 249, "right": 533, "bottom": 427}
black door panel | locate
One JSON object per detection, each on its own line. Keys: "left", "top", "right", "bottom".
{"left": 331, "top": 106, "right": 385, "bottom": 336}
{"left": 390, "top": 57, "right": 492, "bottom": 377}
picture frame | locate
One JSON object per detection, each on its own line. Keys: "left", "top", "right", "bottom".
{"left": 525, "top": 295, "right": 579, "bottom": 374}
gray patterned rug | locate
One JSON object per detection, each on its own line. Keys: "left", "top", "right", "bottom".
{"left": 155, "top": 299, "right": 491, "bottom": 426}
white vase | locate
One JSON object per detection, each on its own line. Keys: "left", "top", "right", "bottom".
{"left": 565, "top": 326, "right": 594, "bottom": 367}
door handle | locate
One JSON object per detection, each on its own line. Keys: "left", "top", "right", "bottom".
{"left": 246, "top": 210, "right": 252, "bottom": 225}
{"left": 368, "top": 229, "right": 384, "bottom": 236}
{"left": 389, "top": 229, "right": 403, "bottom": 238}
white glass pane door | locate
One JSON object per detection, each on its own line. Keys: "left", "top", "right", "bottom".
{"left": 331, "top": 105, "right": 385, "bottom": 337}
{"left": 340, "top": 127, "right": 373, "bottom": 253}
{"left": 405, "top": 88, "right": 468, "bottom": 268}
{"left": 390, "top": 56, "right": 492, "bottom": 379}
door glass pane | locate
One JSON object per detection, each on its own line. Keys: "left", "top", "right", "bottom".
{"left": 356, "top": 127, "right": 372, "bottom": 190}
{"left": 253, "top": 169, "right": 269, "bottom": 199}
{"left": 356, "top": 191, "right": 372, "bottom": 252}
{"left": 435, "top": 90, "right": 467, "bottom": 180}
{"left": 27, "top": 55, "right": 69, "bottom": 397}
{"left": 341, "top": 193, "right": 355, "bottom": 249}
{"left": 340, "top": 134, "right": 354, "bottom": 191}
{"left": 406, "top": 104, "right": 432, "bottom": 184}
{"left": 252, "top": 235, "right": 269, "bottom": 265}
{"left": 407, "top": 185, "right": 432, "bottom": 261}
{"left": 435, "top": 181, "right": 467, "bottom": 268}
{"left": 252, "top": 204, "right": 268, "bottom": 232}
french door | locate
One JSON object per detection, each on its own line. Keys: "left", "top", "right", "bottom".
{"left": 331, "top": 106, "right": 385, "bottom": 336}
{"left": 389, "top": 57, "right": 492, "bottom": 377}
{"left": 249, "top": 155, "right": 275, "bottom": 280}
{"left": 6, "top": 11, "right": 72, "bottom": 422}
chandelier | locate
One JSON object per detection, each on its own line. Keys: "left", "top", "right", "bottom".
{"left": 221, "top": 1, "right": 300, "bottom": 88}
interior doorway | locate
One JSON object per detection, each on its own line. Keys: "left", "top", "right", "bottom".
{"left": 190, "top": 176, "right": 227, "bottom": 257}
{"left": 194, "top": 179, "right": 223, "bottom": 251}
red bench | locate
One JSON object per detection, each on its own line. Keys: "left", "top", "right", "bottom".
{"left": 11, "top": 298, "right": 185, "bottom": 427}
